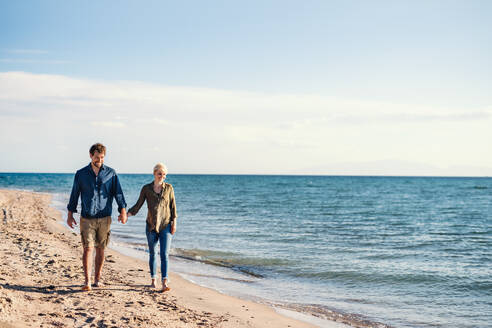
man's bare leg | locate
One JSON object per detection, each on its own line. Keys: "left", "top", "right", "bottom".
{"left": 94, "top": 247, "right": 105, "bottom": 287}
{"left": 82, "top": 247, "right": 93, "bottom": 290}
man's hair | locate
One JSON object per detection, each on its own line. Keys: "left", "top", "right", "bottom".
{"left": 89, "top": 143, "right": 106, "bottom": 155}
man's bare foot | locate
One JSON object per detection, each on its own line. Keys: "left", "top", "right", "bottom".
{"left": 82, "top": 284, "right": 92, "bottom": 291}
{"left": 93, "top": 280, "right": 104, "bottom": 288}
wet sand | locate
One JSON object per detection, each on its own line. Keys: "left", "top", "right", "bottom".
{"left": 0, "top": 189, "right": 342, "bottom": 328}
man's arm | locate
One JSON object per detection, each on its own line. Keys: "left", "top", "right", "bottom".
{"left": 113, "top": 174, "right": 128, "bottom": 224}
{"left": 67, "top": 173, "right": 80, "bottom": 229}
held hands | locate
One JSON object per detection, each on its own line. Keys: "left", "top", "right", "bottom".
{"left": 67, "top": 210, "right": 129, "bottom": 226}
{"left": 118, "top": 209, "right": 128, "bottom": 224}
{"left": 67, "top": 212, "right": 77, "bottom": 229}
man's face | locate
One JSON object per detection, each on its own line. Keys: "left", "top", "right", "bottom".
{"left": 90, "top": 151, "right": 105, "bottom": 168}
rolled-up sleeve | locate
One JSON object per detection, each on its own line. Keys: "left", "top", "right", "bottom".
{"left": 169, "top": 185, "right": 177, "bottom": 220}
{"left": 67, "top": 172, "right": 80, "bottom": 213}
{"left": 128, "top": 186, "right": 146, "bottom": 216}
{"left": 113, "top": 174, "right": 127, "bottom": 212}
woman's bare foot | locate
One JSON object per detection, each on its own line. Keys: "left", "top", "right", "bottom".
{"left": 150, "top": 278, "right": 157, "bottom": 288}
{"left": 161, "top": 278, "right": 170, "bottom": 292}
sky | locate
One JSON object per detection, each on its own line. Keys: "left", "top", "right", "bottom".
{"left": 1, "top": 0, "right": 491, "bottom": 175}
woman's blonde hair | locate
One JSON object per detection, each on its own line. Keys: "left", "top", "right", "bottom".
{"left": 153, "top": 163, "right": 168, "bottom": 174}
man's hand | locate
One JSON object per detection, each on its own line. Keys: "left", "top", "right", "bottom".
{"left": 67, "top": 212, "right": 77, "bottom": 229}
{"left": 118, "top": 208, "right": 128, "bottom": 224}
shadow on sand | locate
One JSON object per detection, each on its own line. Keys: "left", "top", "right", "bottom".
{"left": 0, "top": 282, "right": 158, "bottom": 295}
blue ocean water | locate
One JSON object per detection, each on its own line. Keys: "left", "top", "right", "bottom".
{"left": 1, "top": 173, "right": 491, "bottom": 328}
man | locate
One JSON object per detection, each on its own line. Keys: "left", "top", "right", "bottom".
{"left": 67, "top": 143, "right": 128, "bottom": 291}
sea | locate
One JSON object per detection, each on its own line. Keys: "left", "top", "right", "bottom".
{"left": 0, "top": 173, "right": 491, "bottom": 328}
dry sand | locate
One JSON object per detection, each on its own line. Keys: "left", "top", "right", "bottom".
{"left": 0, "top": 189, "right": 343, "bottom": 328}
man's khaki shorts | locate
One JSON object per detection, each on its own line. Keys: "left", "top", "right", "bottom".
{"left": 80, "top": 216, "right": 111, "bottom": 249}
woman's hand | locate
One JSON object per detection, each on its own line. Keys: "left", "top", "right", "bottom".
{"left": 170, "top": 221, "right": 177, "bottom": 235}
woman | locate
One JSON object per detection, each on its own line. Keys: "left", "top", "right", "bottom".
{"left": 127, "top": 163, "right": 177, "bottom": 292}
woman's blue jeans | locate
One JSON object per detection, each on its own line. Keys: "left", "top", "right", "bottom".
{"left": 146, "top": 224, "right": 172, "bottom": 280}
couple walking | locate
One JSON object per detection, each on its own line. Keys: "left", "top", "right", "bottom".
{"left": 66, "top": 143, "right": 177, "bottom": 292}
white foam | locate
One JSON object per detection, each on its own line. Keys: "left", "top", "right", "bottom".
{"left": 274, "top": 307, "right": 352, "bottom": 328}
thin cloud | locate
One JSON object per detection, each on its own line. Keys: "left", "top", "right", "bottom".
{"left": 1, "top": 71, "right": 488, "bottom": 126}
{"left": 90, "top": 121, "right": 126, "bottom": 128}
{"left": 1, "top": 72, "right": 491, "bottom": 175}
{"left": 4, "top": 49, "right": 49, "bottom": 55}
{"left": 134, "top": 118, "right": 171, "bottom": 125}
{"left": 329, "top": 111, "right": 492, "bottom": 125}
{"left": 0, "top": 58, "right": 71, "bottom": 64}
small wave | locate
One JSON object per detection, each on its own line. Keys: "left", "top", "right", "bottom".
{"left": 472, "top": 186, "right": 488, "bottom": 190}
{"left": 118, "top": 240, "right": 147, "bottom": 248}
{"left": 173, "top": 248, "right": 291, "bottom": 278}
{"left": 174, "top": 248, "right": 291, "bottom": 266}
{"left": 173, "top": 248, "right": 238, "bottom": 259}
{"left": 292, "top": 270, "right": 454, "bottom": 286}
{"left": 450, "top": 280, "right": 492, "bottom": 294}
{"left": 182, "top": 272, "right": 256, "bottom": 284}
{"left": 393, "top": 242, "right": 435, "bottom": 250}
{"left": 361, "top": 253, "right": 412, "bottom": 260}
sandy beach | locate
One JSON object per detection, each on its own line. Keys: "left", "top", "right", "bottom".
{"left": 0, "top": 189, "right": 338, "bottom": 328}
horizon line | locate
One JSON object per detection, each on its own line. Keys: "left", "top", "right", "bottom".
{"left": 0, "top": 171, "right": 490, "bottom": 178}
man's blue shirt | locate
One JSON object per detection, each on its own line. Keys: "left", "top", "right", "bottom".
{"left": 67, "top": 163, "right": 127, "bottom": 219}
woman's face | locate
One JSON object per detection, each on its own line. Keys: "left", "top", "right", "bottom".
{"left": 154, "top": 169, "right": 167, "bottom": 183}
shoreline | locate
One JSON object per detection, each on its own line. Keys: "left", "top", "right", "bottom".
{"left": 107, "top": 241, "right": 355, "bottom": 328}
{"left": 108, "top": 241, "right": 389, "bottom": 328}
{"left": 0, "top": 189, "right": 348, "bottom": 328}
